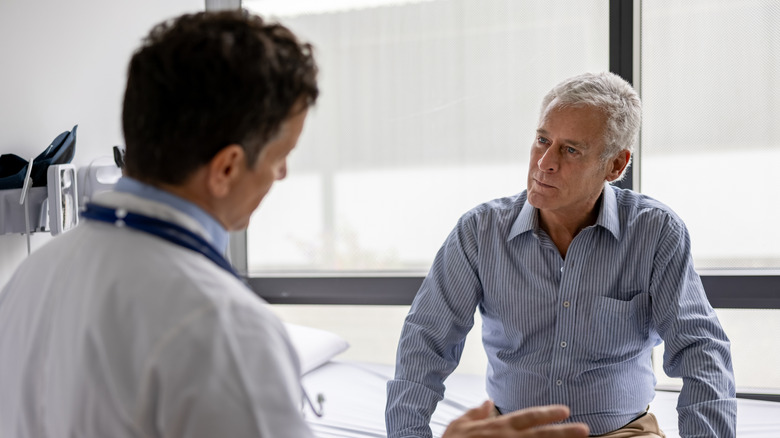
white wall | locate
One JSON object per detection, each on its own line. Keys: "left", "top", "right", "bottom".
{"left": 0, "top": 0, "right": 205, "bottom": 286}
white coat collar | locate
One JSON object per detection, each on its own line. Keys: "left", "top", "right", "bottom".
{"left": 89, "top": 191, "right": 211, "bottom": 242}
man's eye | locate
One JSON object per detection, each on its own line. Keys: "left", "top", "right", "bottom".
{"left": 537, "top": 137, "right": 549, "bottom": 144}
{"left": 566, "top": 146, "right": 577, "bottom": 154}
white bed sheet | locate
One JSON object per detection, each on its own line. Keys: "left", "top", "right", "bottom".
{"left": 301, "top": 360, "right": 780, "bottom": 438}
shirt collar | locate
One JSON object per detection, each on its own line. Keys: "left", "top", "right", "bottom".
{"left": 598, "top": 183, "right": 621, "bottom": 240}
{"left": 508, "top": 196, "right": 539, "bottom": 241}
{"left": 114, "top": 177, "right": 230, "bottom": 253}
{"left": 508, "top": 183, "right": 621, "bottom": 241}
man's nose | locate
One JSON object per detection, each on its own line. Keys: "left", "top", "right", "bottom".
{"left": 537, "top": 147, "right": 558, "bottom": 172}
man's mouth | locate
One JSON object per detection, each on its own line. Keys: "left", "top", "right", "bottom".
{"left": 534, "top": 178, "right": 555, "bottom": 189}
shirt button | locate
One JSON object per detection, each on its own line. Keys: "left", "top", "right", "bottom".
{"left": 563, "top": 301, "right": 570, "bottom": 308}
{"left": 560, "top": 341, "right": 567, "bottom": 348}
{"left": 556, "top": 380, "right": 563, "bottom": 386}
{"left": 560, "top": 266, "right": 564, "bottom": 273}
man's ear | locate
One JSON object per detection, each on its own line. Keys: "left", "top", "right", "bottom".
{"left": 605, "top": 150, "right": 631, "bottom": 182}
{"left": 206, "top": 144, "right": 246, "bottom": 198}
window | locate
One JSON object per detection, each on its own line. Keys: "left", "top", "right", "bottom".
{"left": 640, "top": 0, "right": 780, "bottom": 395}
{"left": 243, "top": 0, "right": 609, "bottom": 274}
{"left": 239, "top": 0, "right": 780, "bottom": 397}
{"left": 640, "top": 0, "right": 780, "bottom": 270}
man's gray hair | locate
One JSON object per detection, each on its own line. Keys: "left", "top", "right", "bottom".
{"left": 540, "top": 72, "right": 641, "bottom": 179}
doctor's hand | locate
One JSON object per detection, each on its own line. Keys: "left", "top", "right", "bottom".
{"left": 442, "top": 401, "right": 589, "bottom": 438}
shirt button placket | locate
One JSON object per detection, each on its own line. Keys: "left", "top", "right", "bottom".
{"left": 553, "top": 261, "right": 572, "bottom": 403}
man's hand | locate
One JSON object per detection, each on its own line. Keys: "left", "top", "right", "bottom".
{"left": 442, "top": 401, "right": 589, "bottom": 438}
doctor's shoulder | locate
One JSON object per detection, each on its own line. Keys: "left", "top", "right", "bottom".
{"left": 143, "top": 246, "right": 292, "bottom": 351}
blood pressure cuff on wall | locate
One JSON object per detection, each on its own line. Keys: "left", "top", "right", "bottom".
{"left": 0, "top": 124, "right": 77, "bottom": 190}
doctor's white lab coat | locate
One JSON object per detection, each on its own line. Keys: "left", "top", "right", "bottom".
{"left": 0, "top": 191, "right": 314, "bottom": 438}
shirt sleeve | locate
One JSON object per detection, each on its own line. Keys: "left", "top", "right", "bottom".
{"left": 386, "top": 216, "right": 483, "bottom": 438}
{"left": 138, "top": 300, "right": 315, "bottom": 438}
{"left": 649, "top": 217, "right": 737, "bottom": 438}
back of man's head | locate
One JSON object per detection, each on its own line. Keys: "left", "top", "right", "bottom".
{"left": 122, "top": 10, "right": 319, "bottom": 185}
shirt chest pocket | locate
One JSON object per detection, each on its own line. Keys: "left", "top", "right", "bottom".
{"left": 587, "top": 292, "right": 650, "bottom": 361}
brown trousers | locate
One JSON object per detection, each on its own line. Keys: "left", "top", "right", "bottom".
{"left": 592, "top": 412, "right": 666, "bottom": 438}
{"left": 491, "top": 408, "right": 666, "bottom": 438}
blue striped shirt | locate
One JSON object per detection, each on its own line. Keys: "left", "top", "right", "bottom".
{"left": 386, "top": 184, "right": 736, "bottom": 437}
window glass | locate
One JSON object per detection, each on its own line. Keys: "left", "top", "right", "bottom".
{"left": 640, "top": 0, "right": 780, "bottom": 269}
{"left": 244, "top": 0, "right": 609, "bottom": 273}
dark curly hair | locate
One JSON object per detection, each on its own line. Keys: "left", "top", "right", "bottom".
{"left": 122, "top": 10, "right": 318, "bottom": 184}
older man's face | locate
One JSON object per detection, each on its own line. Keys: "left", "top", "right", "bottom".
{"left": 526, "top": 101, "right": 622, "bottom": 222}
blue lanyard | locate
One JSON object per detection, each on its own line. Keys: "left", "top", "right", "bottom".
{"left": 80, "top": 203, "right": 243, "bottom": 282}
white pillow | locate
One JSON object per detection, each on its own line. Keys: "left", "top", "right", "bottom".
{"left": 283, "top": 323, "right": 350, "bottom": 375}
